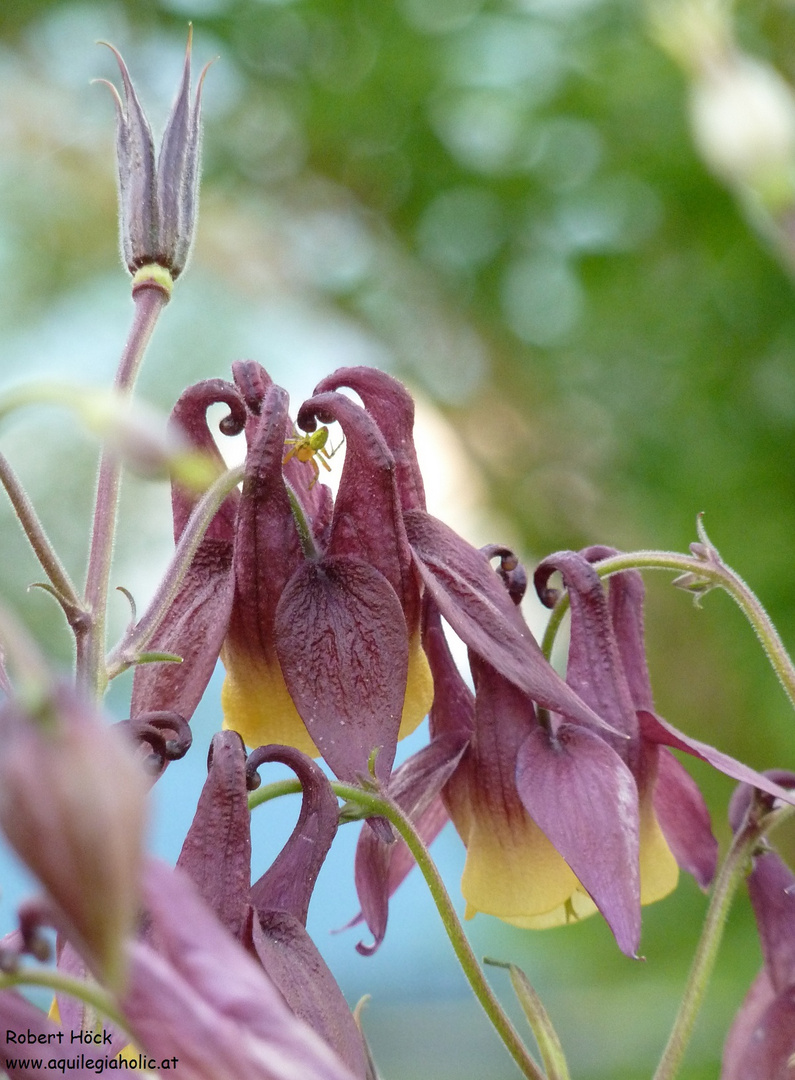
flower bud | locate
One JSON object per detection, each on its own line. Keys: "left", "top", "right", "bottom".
{"left": 0, "top": 686, "right": 148, "bottom": 990}
{"left": 98, "top": 29, "right": 210, "bottom": 294}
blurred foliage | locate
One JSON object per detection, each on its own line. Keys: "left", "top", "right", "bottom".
{"left": 2, "top": 0, "right": 795, "bottom": 1077}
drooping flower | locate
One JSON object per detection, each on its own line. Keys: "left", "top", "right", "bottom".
{"left": 175, "top": 731, "right": 371, "bottom": 1078}
{"left": 0, "top": 858, "right": 360, "bottom": 1080}
{"left": 98, "top": 29, "right": 210, "bottom": 293}
{"left": 350, "top": 544, "right": 795, "bottom": 957}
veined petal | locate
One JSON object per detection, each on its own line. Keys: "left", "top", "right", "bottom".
{"left": 312, "top": 367, "right": 426, "bottom": 512}
{"left": 274, "top": 557, "right": 409, "bottom": 782}
{"left": 405, "top": 511, "right": 613, "bottom": 734}
{"left": 516, "top": 723, "right": 641, "bottom": 956}
{"left": 221, "top": 648, "right": 318, "bottom": 757}
{"left": 456, "top": 654, "right": 583, "bottom": 922}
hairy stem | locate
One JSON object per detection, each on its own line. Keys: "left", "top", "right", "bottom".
{"left": 653, "top": 803, "right": 794, "bottom": 1080}
{"left": 309, "top": 781, "right": 545, "bottom": 1080}
{"left": 0, "top": 451, "right": 83, "bottom": 620}
{"left": 78, "top": 287, "right": 168, "bottom": 699}
{"left": 541, "top": 549, "right": 795, "bottom": 713}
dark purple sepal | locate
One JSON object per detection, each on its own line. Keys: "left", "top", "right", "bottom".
{"left": 535, "top": 551, "right": 639, "bottom": 757}
{"left": 351, "top": 732, "right": 467, "bottom": 955}
{"left": 176, "top": 732, "right": 252, "bottom": 942}
{"left": 251, "top": 913, "right": 369, "bottom": 1080}
{"left": 249, "top": 746, "right": 339, "bottom": 926}
{"left": 275, "top": 557, "right": 409, "bottom": 783}
{"left": 652, "top": 747, "right": 718, "bottom": 889}
{"left": 639, "top": 711, "right": 795, "bottom": 808}
{"left": 298, "top": 390, "right": 419, "bottom": 630}
{"left": 312, "top": 367, "right": 426, "bottom": 512}
{"left": 405, "top": 511, "right": 612, "bottom": 734}
{"left": 131, "top": 380, "right": 243, "bottom": 724}
{"left": 516, "top": 723, "right": 641, "bottom": 957}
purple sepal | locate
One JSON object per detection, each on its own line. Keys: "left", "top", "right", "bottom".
{"left": 252, "top": 913, "right": 369, "bottom": 1080}
{"left": 404, "top": 511, "right": 611, "bottom": 733}
{"left": 652, "top": 748, "right": 717, "bottom": 890}
{"left": 516, "top": 723, "right": 641, "bottom": 957}
{"left": 0, "top": 990, "right": 95, "bottom": 1080}
{"left": 177, "top": 731, "right": 252, "bottom": 941}
{"left": 351, "top": 732, "right": 467, "bottom": 955}
{"left": 639, "top": 710, "right": 795, "bottom": 807}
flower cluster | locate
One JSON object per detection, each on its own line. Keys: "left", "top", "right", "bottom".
{"left": 1, "top": 32, "right": 795, "bottom": 1080}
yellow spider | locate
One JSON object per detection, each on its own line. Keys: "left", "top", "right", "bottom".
{"left": 282, "top": 425, "right": 342, "bottom": 489}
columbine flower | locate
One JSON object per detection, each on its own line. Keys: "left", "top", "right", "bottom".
{"left": 351, "top": 546, "right": 795, "bottom": 957}
{"left": 175, "top": 731, "right": 370, "bottom": 1078}
{"left": 133, "top": 364, "right": 607, "bottom": 796}
{"left": 98, "top": 29, "right": 210, "bottom": 294}
{"left": 0, "top": 857, "right": 360, "bottom": 1080}
{"left": 721, "top": 775, "right": 795, "bottom": 1080}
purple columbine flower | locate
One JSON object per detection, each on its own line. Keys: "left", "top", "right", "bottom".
{"left": 350, "top": 545, "right": 795, "bottom": 957}
{"left": 175, "top": 731, "right": 372, "bottom": 1078}
{"left": 98, "top": 29, "right": 210, "bottom": 293}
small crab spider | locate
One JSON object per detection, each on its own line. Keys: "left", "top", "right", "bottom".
{"left": 282, "top": 425, "right": 343, "bottom": 489}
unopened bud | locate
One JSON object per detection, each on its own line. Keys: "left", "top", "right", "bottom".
{"left": 0, "top": 686, "right": 148, "bottom": 990}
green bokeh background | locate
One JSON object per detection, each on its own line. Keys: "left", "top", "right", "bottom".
{"left": 1, "top": 0, "right": 795, "bottom": 1076}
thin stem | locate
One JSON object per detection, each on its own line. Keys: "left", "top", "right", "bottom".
{"left": 329, "top": 781, "right": 546, "bottom": 1080}
{"left": 78, "top": 287, "right": 168, "bottom": 699}
{"left": 248, "top": 778, "right": 302, "bottom": 810}
{"left": 541, "top": 549, "right": 795, "bottom": 713}
{"left": 652, "top": 803, "right": 794, "bottom": 1080}
{"left": 106, "top": 464, "right": 244, "bottom": 678}
{"left": 0, "top": 967, "right": 126, "bottom": 1031}
{"left": 0, "top": 451, "right": 83, "bottom": 618}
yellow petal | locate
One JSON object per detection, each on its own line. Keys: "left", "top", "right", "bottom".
{"left": 221, "top": 647, "right": 319, "bottom": 757}
{"left": 639, "top": 790, "right": 679, "bottom": 905}
{"left": 398, "top": 633, "right": 434, "bottom": 740}
{"left": 460, "top": 807, "right": 583, "bottom": 923}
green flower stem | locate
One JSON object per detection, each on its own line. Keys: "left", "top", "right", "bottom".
{"left": 0, "top": 451, "right": 84, "bottom": 621}
{"left": 0, "top": 967, "right": 126, "bottom": 1031}
{"left": 106, "top": 464, "right": 244, "bottom": 678}
{"left": 279, "top": 779, "right": 546, "bottom": 1080}
{"left": 653, "top": 803, "right": 794, "bottom": 1080}
{"left": 78, "top": 287, "right": 168, "bottom": 699}
{"left": 248, "top": 778, "right": 303, "bottom": 810}
{"left": 540, "top": 549, "right": 795, "bottom": 713}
